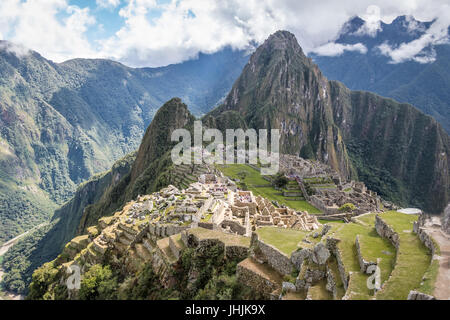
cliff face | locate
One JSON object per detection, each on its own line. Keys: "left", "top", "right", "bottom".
{"left": 207, "top": 31, "right": 353, "bottom": 179}
{"left": 206, "top": 31, "right": 450, "bottom": 213}
{"left": 77, "top": 98, "right": 201, "bottom": 234}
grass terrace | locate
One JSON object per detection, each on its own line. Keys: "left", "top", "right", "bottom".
{"left": 256, "top": 226, "right": 308, "bottom": 256}
{"left": 375, "top": 211, "right": 432, "bottom": 300}
{"left": 217, "top": 164, "right": 321, "bottom": 214}
{"left": 327, "top": 215, "right": 396, "bottom": 299}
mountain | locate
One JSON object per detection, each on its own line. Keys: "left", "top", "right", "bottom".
{"left": 4, "top": 30, "right": 450, "bottom": 296}
{"left": 0, "top": 42, "right": 249, "bottom": 245}
{"left": 205, "top": 30, "right": 450, "bottom": 214}
{"left": 310, "top": 15, "right": 450, "bottom": 134}
{"left": 1, "top": 98, "right": 211, "bottom": 294}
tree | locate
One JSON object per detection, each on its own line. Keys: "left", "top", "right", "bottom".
{"left": 273, "top": 173, "right": 288, "bottom": 189}
{"left": 339, "top": 203, "right": 356, "bottom": 213}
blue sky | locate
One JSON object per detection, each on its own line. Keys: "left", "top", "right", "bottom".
{"left": 0, "top": 0, "right": 449, "bottom": 67}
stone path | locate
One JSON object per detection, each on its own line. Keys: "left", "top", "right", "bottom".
{"left": 426, "top": 227, "right": 450, "bottom": 300}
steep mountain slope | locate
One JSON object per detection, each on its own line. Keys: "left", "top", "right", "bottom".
{"left": 311, "top": 15, "right": 450, "bottom": 133}
{"left": 0, "top": 98, "right": 206, "bottom": 294}
{"left": 206, "top": 30, "right": 450, "bottom": 214}
{"left": 0, "top": 42, "right": 248, "bottom": 245}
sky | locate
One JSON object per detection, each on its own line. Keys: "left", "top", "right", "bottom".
{"left": 0, "top": 0, "right": 449, "bottom": 67}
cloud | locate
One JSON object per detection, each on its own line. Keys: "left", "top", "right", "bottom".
{"left": 376, "top": 5, "right": 450, "bottom": 63}
{"left": 0, "top": 0, "right": 96, "bottom": 62}
{"left": 354, "top": 5, "right": 382, "bottom": 37}
{"left": 96, "top": 0, "right": 121, "bottom": 9}
{"left": 0, "top": 41, "right": 30, "bottom": 57}
{"left": 311, "top": 42, "right": 367, "bottom": 56}
{"left": 0, "top": 0, "right": 449, "bottom": 67}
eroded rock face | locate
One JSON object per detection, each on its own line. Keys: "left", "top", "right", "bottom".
{"left": 442, "top": 204, "right": 450, "bottom": 235}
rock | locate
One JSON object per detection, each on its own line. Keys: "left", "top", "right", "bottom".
{"left": 407, "top": 290, "right": 436, "bottom": 300}
{"left": 291, "top": 249, "right": 311, "bottom": 270}
{"left": 312, "top": 242, "right": 330, "bottom": 265}
{"left": 321, "top": 224, "right": 331, "bottom": 237}
{"left": 312, "top": 232, "right": 319, "bottom": 238}
{"left": 282, "top": 281, "right": 296, "bottom": 293}
{"left": 442, "top": 203, "right": 450, "bottom": 235}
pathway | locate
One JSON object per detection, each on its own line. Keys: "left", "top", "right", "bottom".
{"left": 425, "top": 227, "right": 450, "bottom": 300}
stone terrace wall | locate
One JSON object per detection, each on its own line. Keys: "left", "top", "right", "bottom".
{"left": 375, "top": 215, "right": 400, "bottom": 249}
{"left": 355, "top": 235, "right": 377, "bottom": 273}
{"left": 414, "top": 227, "right": 439, "bottom": 256}
{"left": 326, "top": 237, "right": 349, "bottom": 290}
{"left": 221, "top": 219, "right": 247, "bottom": 235}
{"left": 236, "top": 260, "right": 278, "bottom": 297}
{"left": 251, "top": 233, "right": 294, "bottom": 275}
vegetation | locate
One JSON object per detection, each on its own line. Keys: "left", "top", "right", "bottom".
{"left": 217, "top": 164, "right": 321, "bottom": 213}
{"left": 375, "top": 211, "right": 431, "bottom": 299}
{"left": 339, "top": 203, "right": 356, "bottom": 213}
{"left": 256, "top": 227, "right": 308, "bottom": 256}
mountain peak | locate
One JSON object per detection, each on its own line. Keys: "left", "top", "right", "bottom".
{"left": 262, "top": 30, "right": 304, "bottom": 54}
{"left": 130, "top": 98, "right": 194, "bottom": 182}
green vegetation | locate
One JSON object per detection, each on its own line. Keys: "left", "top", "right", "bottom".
{"left": 339, "top": 203, "right": 356, "bottom": 213}
{"left": 217, "top": 164, "right": 321, "bottom": 213}
{"left": 79, "top": 265, "right": 119, "bottom": 300}
{"left": 375, "top": 211, "right": 431, "bottom": 300}
{"left": 256, "top": 227, "right": 308, "bottom": 256}
{"left": 1, "top": 223, "right": 54, "bottom": 294}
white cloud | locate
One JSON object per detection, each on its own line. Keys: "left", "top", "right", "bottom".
{"left": 96, "top": 0, "right": 121, "bottom": 9}
{"left": 0, "top": 0, "right": 449, "bottom": 67}
{"left": 311, "top": 42, "right": 367, "bottom": 56}
{"left": 376, "top": 5, "right": 450, "bottom": 63}
{"left": 354, "top": 5, "right": 382, "bottom": 37}
{"left": 0, "top": 41, "right": 30, "bottom": 57}
{"left": 0, "top": 0, "right": 96, "bottom": 62}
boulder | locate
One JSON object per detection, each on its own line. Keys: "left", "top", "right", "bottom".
{"left": 291, "top": 249, "right": 311, "bottom": 270}
{"left": 312, "top": 242, "right": 330, "bottom": 265}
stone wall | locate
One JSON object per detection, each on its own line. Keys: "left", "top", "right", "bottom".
{"left": 148, "top": 223, "right": 189, "bottom": 238}
{"left": 236, "top": 260, "right": 278, "bottom": 297}
{"left": 221, "top": 219, "right": 247, "bottom": 235}
{"left": 355, "top": 235, "right": 377, "bottom": 273}
{"left": 326, "top": 237, "right": 349, "bottom": 290}
{"left": 375, "top": 215, "right": 400, "bottom": 249}
{"left": 251, "top": 233, "right": 294, "bottom": 275}
{"left": 414, "top": 227, "right": 439, "bottom": 256}
{"left": 442, "top": 203, "right": 450, "bottom": 235}
{"left": 407, "top": 290, "right": 436, "bottom": 300}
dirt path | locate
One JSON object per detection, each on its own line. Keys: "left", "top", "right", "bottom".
{"left": 426, "top": 228, "right": 450, "bottom": 300}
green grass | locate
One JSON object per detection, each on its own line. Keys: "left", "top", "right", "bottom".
{"left": 375, "top": 211, "right": 432, "bottom": 300}
{"left": 217, "top": 164, "right": 321, "bottom": 213}
{"left": 327, "top": 217, "right": 396, "bottom": 299}
{"left": 256, "top": 226, "right": 308, "bottom": 256}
